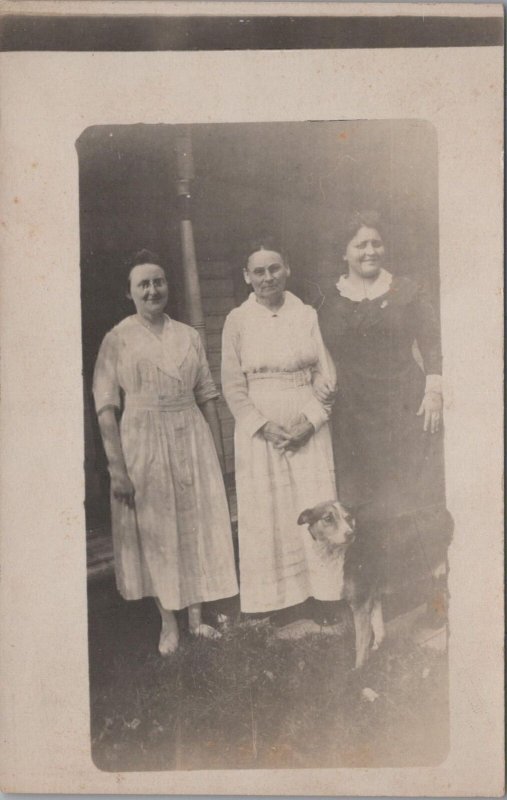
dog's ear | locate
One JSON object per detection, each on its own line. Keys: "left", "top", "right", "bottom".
{"left": 297, "top": 509, "right": 313, "bottom": 526}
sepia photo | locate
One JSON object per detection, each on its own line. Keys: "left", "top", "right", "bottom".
{"left": 81, "top": 119, "right": 452, "bottom": 771}
{"left": 0, "top": 2, "right": 503, "bottom": 795}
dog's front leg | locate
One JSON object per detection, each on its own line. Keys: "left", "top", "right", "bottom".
{"left": 370, "top": 598, "right": 385, "bottom": 650}
{"left": 351, "top": 599, "right": 373, "bottom": 669}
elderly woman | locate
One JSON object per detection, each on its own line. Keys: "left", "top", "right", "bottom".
{"left": 221, "top": 241, "right": 338, "bottom": 615}
{"left": 93, "top": 250, "right": 238, "bottom": 654}
{"left": 317, "top": 211, "right": 452, "bottom": 599}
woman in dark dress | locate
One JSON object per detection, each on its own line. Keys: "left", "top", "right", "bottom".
{"left": 317, "top": 211, "right": 452, "bottom": 596}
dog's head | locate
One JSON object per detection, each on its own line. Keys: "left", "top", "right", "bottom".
{"left": 298, "top": 500, "right": 356, "bottom": 551}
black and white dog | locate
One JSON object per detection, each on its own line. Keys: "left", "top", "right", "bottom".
{"left": 298, "top": 500, "right": 451, "bottom": 668}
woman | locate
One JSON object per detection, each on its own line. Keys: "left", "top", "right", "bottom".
{"left": 93, "top": 250, "right": 238, "bottom": 654}
{"left": 317, "top": 211, "right": 452, "bottom": 593}
{"left": 221, "top": 241, "right": 339, "bottom": 615}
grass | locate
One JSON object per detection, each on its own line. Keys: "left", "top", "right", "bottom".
{"left": 89, "top": 577, "right": 449, "bottom": 772}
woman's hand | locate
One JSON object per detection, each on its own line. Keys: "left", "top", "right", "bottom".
{"left": 276, "top": 415, "right": 315, "bottom": 453}
{"left": 312, "top": 375, "right": 336, "bottom": 404}
{"left": 110, "top": 468, "right": 135, "bottom": 507}
{"left": 261, "top": 422, "right": 291, "bottom": 448}
{"left": 417, "top": 392, "right": 442, "bottom": 434}
{"left": 97, "top": 408, "right": 135, "bottom": 505}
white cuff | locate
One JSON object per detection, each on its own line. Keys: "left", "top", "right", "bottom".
{"left": 242, "top": 409, "right": 269, "bottom": 438}
{"left": 425, "top": 374, "right": 443, "bottom": 395}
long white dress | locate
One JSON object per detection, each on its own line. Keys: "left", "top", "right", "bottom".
{"left": 221, "top": 291, "right": 340, "bottom": 613}
{"left": 93, "top": 314, "right": 238, "bottom": 610}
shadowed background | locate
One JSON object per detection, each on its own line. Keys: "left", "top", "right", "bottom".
{"left": 78, "top": 120, "right": 439, "bottom": 530}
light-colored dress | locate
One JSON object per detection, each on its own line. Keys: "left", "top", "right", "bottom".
{"left": 93, "top": 314, "right": 238, "bottom": 610}
{"left": 221, "top": 291, "right": 339, "bottom": 613}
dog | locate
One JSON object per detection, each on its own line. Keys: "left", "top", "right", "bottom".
{"left": 298, "top": 500, "right": 451, "bottom": 669}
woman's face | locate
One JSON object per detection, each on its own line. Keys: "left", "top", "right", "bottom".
{"left": 128, "top": 263, "right": 169, "bottom": 318}
{"left": 343, "top": 226, "right": 385, "bottom": 279}
{"left": 244, "top": 250, "right": 290, "bottom": 302}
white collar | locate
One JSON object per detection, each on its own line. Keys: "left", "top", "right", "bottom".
{"left": 336, "top": 268, "right": 392, "bottom": 301}
{"left": 248, "top": 290, "right": 298, "bottom": 316}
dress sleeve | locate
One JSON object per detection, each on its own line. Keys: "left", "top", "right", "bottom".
{"left": 413, "top": 284, "right": 443, "bottom": 377}
{"left": 221, "top": 311, "right": 269, "bottom": 437}
{"left": 193, "top": 333, "right": 220, "bottom": 405}
{"left": 301, "top": 308, "right": 337, "bottom": 432}
{"left": 93, "top": 330, "right": 121, "bottom": 415}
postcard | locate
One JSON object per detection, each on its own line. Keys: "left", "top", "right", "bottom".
{"left": 0, "top": 2, "right": 503, "bottom": 795}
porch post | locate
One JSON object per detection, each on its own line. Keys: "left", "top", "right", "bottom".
{"left": 174, "top": 129, "right": 207, "bottom": 350}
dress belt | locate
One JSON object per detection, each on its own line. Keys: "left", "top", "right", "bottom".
{"left": 125, "top": 394, "right": 196, "bottom": 412}
{"left": 246, "top": 369, "right": 312, "bottom": 388}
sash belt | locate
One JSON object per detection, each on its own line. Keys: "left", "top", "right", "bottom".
{"left": 247, "top": 369, "right": 312, "bottom": 389}
{"left": 125, "top": 394, "right": 196, "bottom": 412}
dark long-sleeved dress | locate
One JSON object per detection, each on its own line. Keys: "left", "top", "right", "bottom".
{"left": 318, "top": 274, "right": 452, "bottom": 578}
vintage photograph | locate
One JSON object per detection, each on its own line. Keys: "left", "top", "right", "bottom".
{"left": 80, "top": 119, "right": 454, "bottom": 771}
{"left": 0, "top": 1, "right": 503, "bottom": 792}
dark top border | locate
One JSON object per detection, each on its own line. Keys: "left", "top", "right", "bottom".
{"left": 0, "top": 15, "right": 503, "bottom": 51}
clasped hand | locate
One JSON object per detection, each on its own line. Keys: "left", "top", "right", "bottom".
{"left": 261, "top": 416, "right": 314, "bottom": 454}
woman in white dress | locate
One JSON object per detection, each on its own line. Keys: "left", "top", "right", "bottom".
{"left": 93, "top": 250, "right": 238, "bottom": 654}
{"left": 221, "top": 243, "right": 339, "bottom": 615}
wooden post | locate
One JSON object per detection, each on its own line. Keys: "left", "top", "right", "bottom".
{"left": 175, "top": 129, "right": 207, "bottom": 350}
